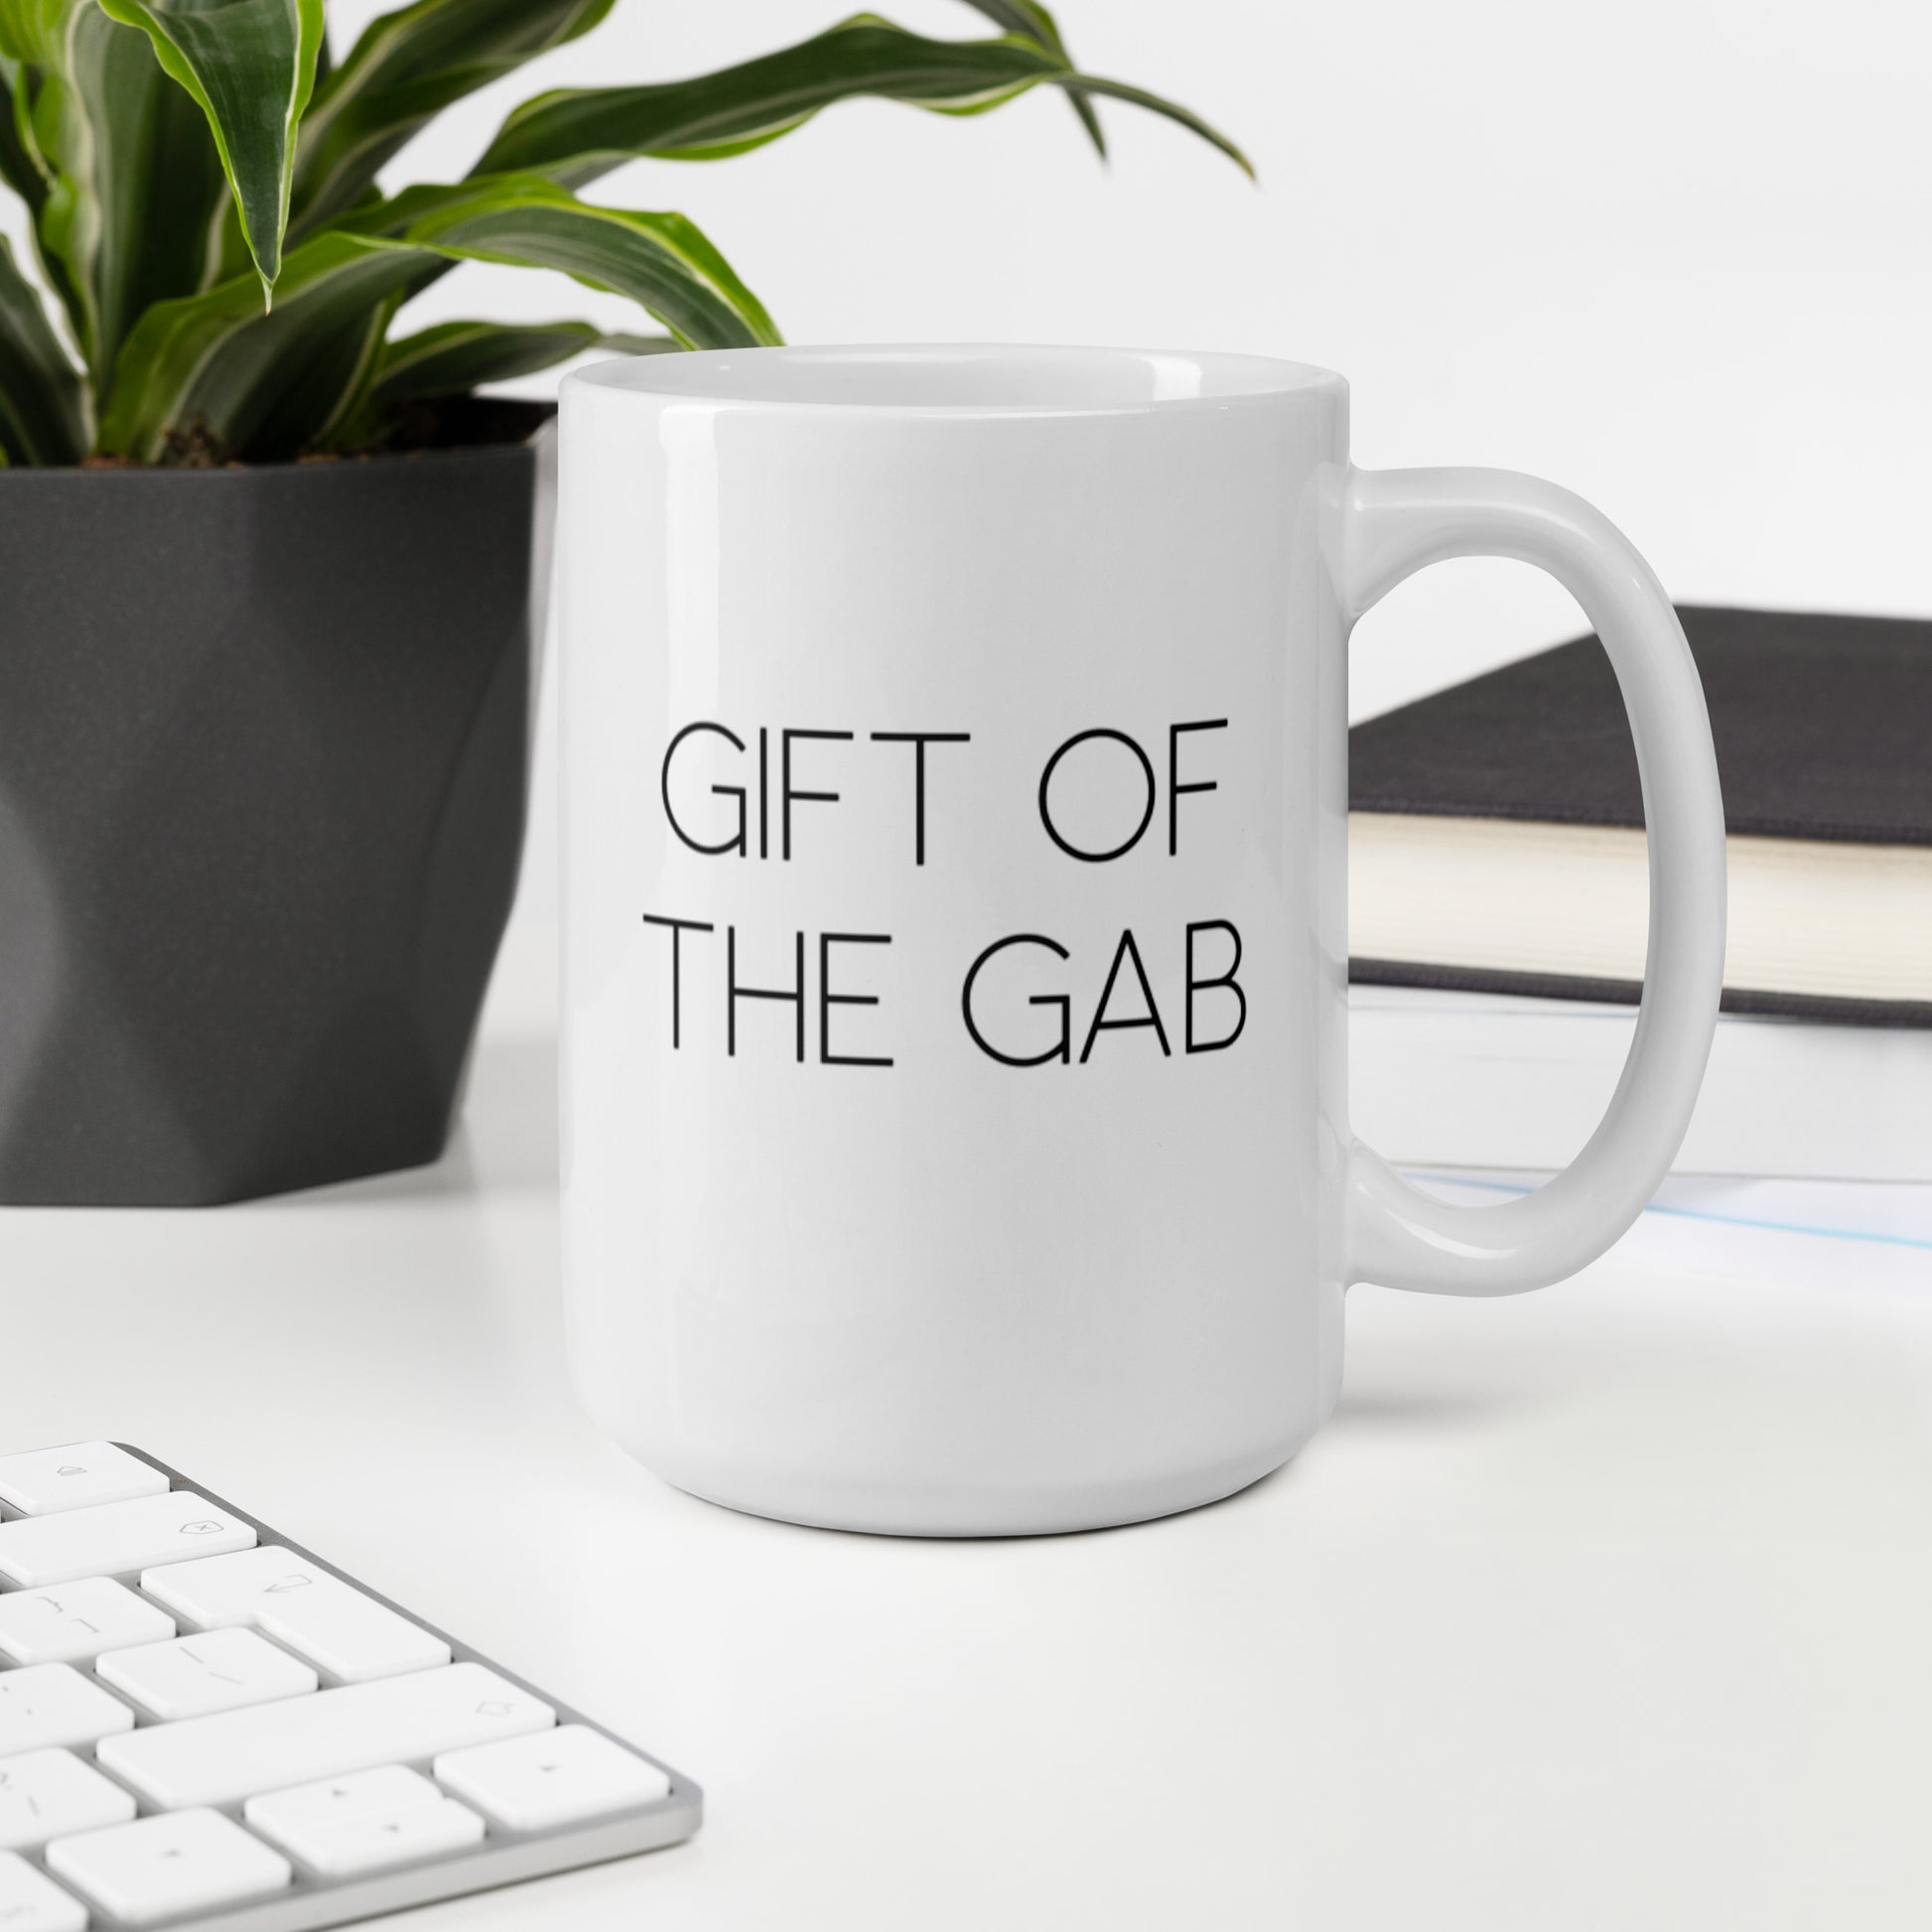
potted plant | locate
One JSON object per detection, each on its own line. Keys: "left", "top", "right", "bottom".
{"left": 0, "top": 0, "right": 1244, "bottom": 1205}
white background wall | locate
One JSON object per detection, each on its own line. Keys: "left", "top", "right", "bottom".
{"left": 11, "top": 0, "right": 1932, "bottom": 924}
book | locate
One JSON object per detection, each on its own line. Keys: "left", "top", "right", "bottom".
{"left": 1349, "top": 984, "right": 1932, "bottom": 1181}
{"left": 1347, "top": 606, "right": 1932, "bottom": 1027}
{"left": 1345, "top": 607, "right": 1932, "bottom": 1178}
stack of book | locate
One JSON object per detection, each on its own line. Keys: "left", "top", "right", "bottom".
{"left": 1347, "top": 607, "right": 1932, "bottom": 1179}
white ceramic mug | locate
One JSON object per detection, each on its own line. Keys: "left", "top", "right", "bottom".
{"left": 557, "top": 345, "right": 1725, "bottom": 1537}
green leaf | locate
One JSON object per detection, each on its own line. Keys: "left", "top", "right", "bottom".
{"left": 1, "top": 56, "right": 87, "bottom": 341}
{"left": 95, "top": 228, "right": 405, "bottom": 460}
{"left": 97, "top": 0, "right": 326, "bottom": 300}
{"left": 325, "top": 313, "right": 667, "bottom": 452}
{"left": 0, "top": 52, "right": 49, "bottom": 209}
{"left": 0, "top": 2, "right": 69, "bottom": 65}
{"left": 474, "top": 16, "right": 1062, "bottom": 182}
{"left": 372, "top": 177, "right": 781, "bottom": 345}
{"left": 0, "top": 229, "right": 85, "bottom": 463}
{"left": 952, "top": 0, "right": 1103, "bottom": 156}
{"left": 291, "top": 0, "right": 613, "bottom": 238}
{"left": 25, "top": 3, "right": 231, "bottom": 398}
{"left": 1056, "top": 72, "right": 1252, "bottom": 178}
{"left": 368, "top": 317, "right": 671, "bottom": 406}
{"left": 99, "top": 175, "right": 778, "bottom": 462}
{"left": 471, "top": 13, "right": 1248, "bottom": 186}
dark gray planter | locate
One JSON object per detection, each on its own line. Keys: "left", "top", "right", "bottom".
{"left": 0, "top": 404, "right": 551, "bottom": 1205}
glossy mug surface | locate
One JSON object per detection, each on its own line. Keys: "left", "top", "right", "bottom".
{"left": 558, "top": 346, "right": 1725, "bottom": 1536}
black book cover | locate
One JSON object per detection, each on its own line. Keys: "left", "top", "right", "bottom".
{"left": 1347, "top": 606, "right": 1932, "bottom": 1025}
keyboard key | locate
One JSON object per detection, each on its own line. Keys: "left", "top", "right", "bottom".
{"left": 0, "top": 1663, "right": 136, "bottom": 1755}
{"left": 48, "top": 1809, "right": 291, "bottom": 1927}
{"left": 436, "top": 1725, "right": 673, "bottom": 1831}
{"left": 245, "top": 1764, "right": 443, "bottom": 1837}
{"left": 0, "top": 1444, "right": 700, "bottom": 1927}
{"left": 99, "top": 1662, "right": 554, "bottom": 1809}
{"left": 143, "top": 1546, "right": 450, "bottom": 1683}
{"left": 263, "top": 1797, "right": 485, "bottom": 1878}
{"left": 0, "top": 1491, "right": 253, "bottom": 1588}
{"left": 0, "top": 1852, "right": 86, "bottom": 1932}
{"left": 0, "top": 1443, "right": 168, "bottom": 1517}
{"left": 97, "top": 1626, "right": 319, "bottom": 1721}
{"left": 0, "top": 1575, "right": 175, "bottom": 1665}
{"left": 0, "top": 1748, "right": 137, "bottom": 1853}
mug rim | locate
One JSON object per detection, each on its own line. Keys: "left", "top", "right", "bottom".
{"left": 564, "top": 343, "right": 1346, "bottom": 418}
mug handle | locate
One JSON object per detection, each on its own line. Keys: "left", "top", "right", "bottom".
{"left": 1339, "top": 467, "right": 1727, "bottom": 1294}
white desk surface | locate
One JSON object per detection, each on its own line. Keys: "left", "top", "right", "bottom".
{"left": 4, "top": 927, "right": 1929, "bottom": 1931}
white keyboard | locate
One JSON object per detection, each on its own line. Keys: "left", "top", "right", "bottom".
{"left": 0, "top": 1445, "right": 699, "bottom": 1929}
